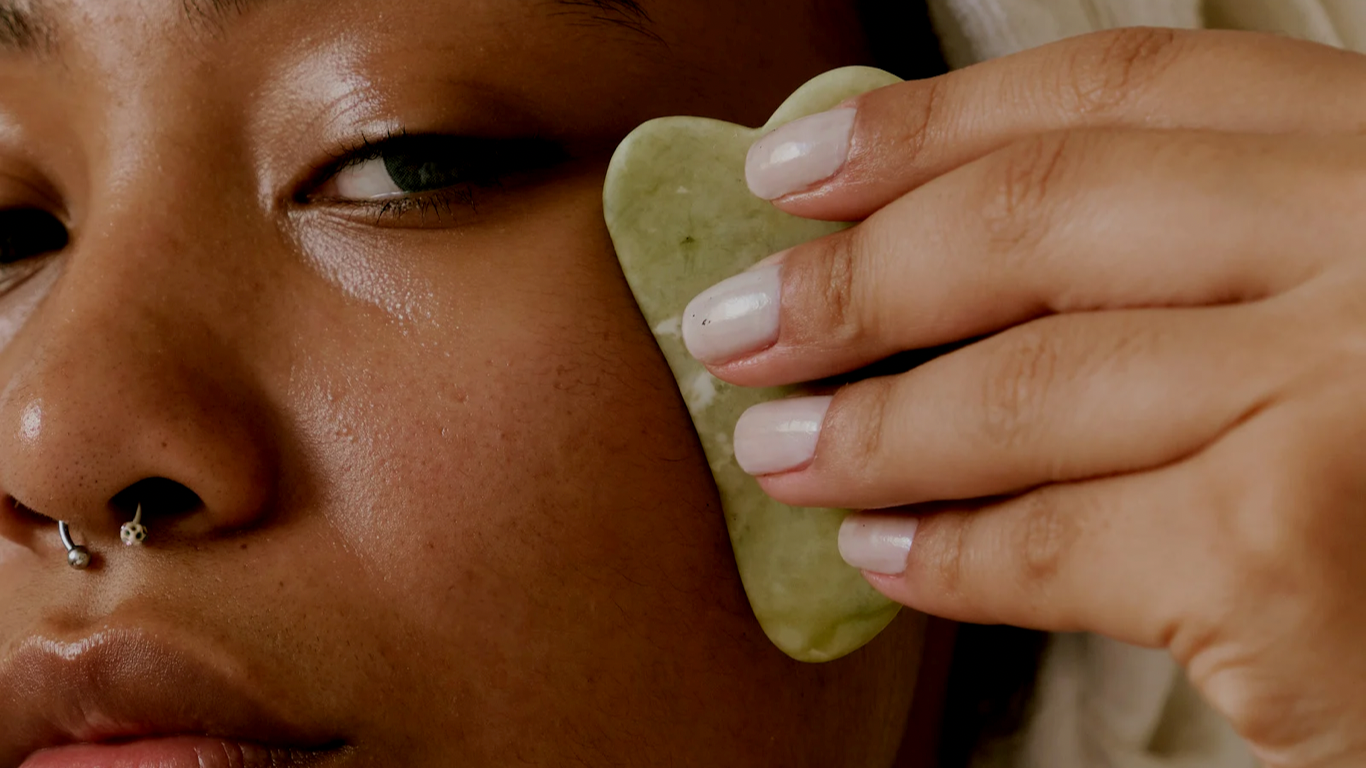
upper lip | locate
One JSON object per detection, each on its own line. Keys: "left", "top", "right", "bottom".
{"left": 0, "top": 624, "right": 341, "bottom": 767}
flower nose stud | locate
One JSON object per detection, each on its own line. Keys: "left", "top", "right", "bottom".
{"left": 120, "top": 504, "right": 147, "bottom": 547}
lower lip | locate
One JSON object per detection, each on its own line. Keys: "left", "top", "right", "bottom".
{"left": 20, "top": 737, "right": 321, "bottom": 768}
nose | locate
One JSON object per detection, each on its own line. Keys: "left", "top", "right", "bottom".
{"left": 0, "top": 219, "right": 279, "bottom": 559}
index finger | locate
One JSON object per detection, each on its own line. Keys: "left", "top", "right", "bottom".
{"left": 748, "top": 28, "right": 1366, "bottom": 220}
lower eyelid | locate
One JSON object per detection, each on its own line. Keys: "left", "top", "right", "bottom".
{"left": 308, "top": 186, "right": 484, "bottom": 228}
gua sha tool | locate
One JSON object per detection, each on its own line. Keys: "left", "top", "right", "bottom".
{"left": 604, "top": 67, "right": 904, "bottom": 662}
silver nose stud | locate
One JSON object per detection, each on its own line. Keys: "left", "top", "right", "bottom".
{"left": 58, "top": 521, "right": 90, "bottom": 570}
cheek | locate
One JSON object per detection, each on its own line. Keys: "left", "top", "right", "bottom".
{"left": 302, "top": 197, "right": 731, "bottom": 601}
{"left": 280, "top": 185, "right": 795, "bottom": 752}
{"left": 269, "top": 174, "right": 920, "bottom": 764}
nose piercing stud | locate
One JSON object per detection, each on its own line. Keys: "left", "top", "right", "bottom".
{"left": 120, "top": 504, "right": 147, "bottom": 546}
{"left": 59, "top": 521, "right": 90, "bottom": 570}
{"left": 58, "top": 505, "right": 146, "bottom": 568}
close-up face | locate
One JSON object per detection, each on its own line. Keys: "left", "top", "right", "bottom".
{"left": 0, "top": 0, "right": 928, "bottom": 766}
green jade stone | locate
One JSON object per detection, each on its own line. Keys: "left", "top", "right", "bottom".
{"left": 604, "top": 67, "right": 904, "bottom": 662}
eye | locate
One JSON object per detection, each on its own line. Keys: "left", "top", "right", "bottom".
{"left": 311, "top": 134, "right": 565, "bottom": 204}
{"left": 322, "top": 156, "right": 406, "bottom": 200}
{"left": 0, "top": 208, "right": 68, "bottom": 264}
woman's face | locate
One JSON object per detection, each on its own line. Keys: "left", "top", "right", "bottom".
{"left": 0, "top": 1, "right": 926, "bottom": 765}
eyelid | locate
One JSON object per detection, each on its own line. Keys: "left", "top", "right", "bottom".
{"left": 297, "top": 131, "right": 570, "bottom": 228}
{"left": 0, "top": 171, "right": 66, "bottom": 217}
{"left": 305, "top": 131, "right": 569, "bottom": 199}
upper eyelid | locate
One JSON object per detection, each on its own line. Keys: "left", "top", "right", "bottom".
{"left": 328, "top": 129, "right": 411, "bottom": 167}
{"left": 0, "top": 170, "right": 65, "bottom": 212}
{"left": 309, "top": 132, "right": 402, "bottom": 188}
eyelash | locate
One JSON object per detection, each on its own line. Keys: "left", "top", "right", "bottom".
{"left": 0, "top": 207, "right": 67, "bottom": 289}
{"left": 309, "top": 129, "right": 567, "bottom": 226}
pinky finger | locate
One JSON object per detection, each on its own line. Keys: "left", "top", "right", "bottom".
{"left": 838, "top": 461, "right": 1213, "bottom": 648}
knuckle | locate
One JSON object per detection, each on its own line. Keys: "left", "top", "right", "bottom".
{"left": 1187, "top": 642, "right": 1282, "bottom": 744}
{"left": 1062, "top": 27, "right": 1185, "bottom": 115}
{"left": 979, "top": 326, "right": 1062, "bottom": 448}
{"left": 1186, "top": 623, "right": 1332, "bottom": 756}
{"left": 841, "top": 376, "right": 896, "bottom": 477}
{"left": 886, "top": 76, "right": 947, "bottom": 171}
{"left": 919, "top": 512, "right": 970, "bottom": 599}
{"left": 1212, "top": 431, "right": 1346, "bottom": 592}
{"left": 812, "top": 229, "right": 864, "bottom": 343}
{"left": 1014, "top": 488, "right": 1076, "bottom": 588}
{"left": 980, "top": 133, "right": 1073, "bottom": 258}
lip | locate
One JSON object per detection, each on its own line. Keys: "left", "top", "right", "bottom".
{"left": 19, "top": 737, "right": 327, "bottom": 768}
{"left": 0, "top": 626, "right": 344, "bottom": 768}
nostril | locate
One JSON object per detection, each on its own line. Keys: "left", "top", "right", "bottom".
{"left": 8, "top": 498, "right": 48, "bottom": 523}
{"left": 110, "top": 477, "right": 203, "bottom": 520}
{"left": 0, "top": 497, "right": 63, "bottom": 551}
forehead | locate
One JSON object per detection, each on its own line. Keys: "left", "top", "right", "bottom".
{"left": 0, "top": 0, "right": 674, "bottom": 89}
{"left": 0, "top": 0, "right": 865, "bottom": 153}
{"left": 0, "top": 0, "right": 690, "bottom": 136}
{"left": 0, "top": 0, "right": 655, "bottom": 46}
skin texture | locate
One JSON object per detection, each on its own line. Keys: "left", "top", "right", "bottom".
{"left": 0, "top": 1, "right": 932, "bottom": 766}
{"left": 695, "top": 29, "right": 1366, "bottom": 768}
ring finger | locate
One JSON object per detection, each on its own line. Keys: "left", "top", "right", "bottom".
{"left": 738, "top": 302, "right": 1297, "bottom": 510}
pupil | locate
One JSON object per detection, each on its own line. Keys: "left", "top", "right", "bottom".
{"left": 0, "top": 209, "right": 68, "bottom": 264}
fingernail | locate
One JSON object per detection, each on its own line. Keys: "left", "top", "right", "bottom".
{"left": 682, "top": 263, "right": 781, "bottom": 364}
{"left": 746, "top": 108, "right": 856, "bottom": 200}
{"left": 733, "top": 396, "right": 832, "bottom": 475}
{"left": 839, "top": 515, "right": 917, "bottom": 575}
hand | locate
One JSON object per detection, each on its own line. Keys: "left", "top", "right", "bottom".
{"left": 682, "top": 29, "right": 1366, "bottom": 768}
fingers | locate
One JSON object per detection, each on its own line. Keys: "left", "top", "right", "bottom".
{"left": 739, "top": 305, "right": 1289, "bottom": 510}
{"left": 686, "top": 130, "right": 1361, "bottom": 386}
{"left": 833, "top": 464, "right": 1207, "bottom": 646}
{"left": 833, "top": 365, "right": 1366, "bottom": 648}
{"left": 748, "top": 28, "right": 1366, "bottom": 220}
{"left": 827, "top": 353, "right": 1366, "bottom": 762}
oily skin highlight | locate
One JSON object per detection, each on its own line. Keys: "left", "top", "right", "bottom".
{"left": 0, "top": 0, "right": 933, "bottom": 766}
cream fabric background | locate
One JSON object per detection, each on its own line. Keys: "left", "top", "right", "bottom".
{"left": 929, "top": 0, "right": 1366, "bottom": 68}
{"left": 919, "top": 2, "right": 1366, "bottom": 766}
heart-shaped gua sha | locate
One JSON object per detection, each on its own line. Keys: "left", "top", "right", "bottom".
{"left": 604, "top": 67, "right": 904, "bottom": 662}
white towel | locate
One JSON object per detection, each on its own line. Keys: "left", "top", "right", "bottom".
{"left": 930, "top": 0, "right": 1366, "bottom": 68}
{"left": 919, "top": 1, "right": 1366, "bottom": 766}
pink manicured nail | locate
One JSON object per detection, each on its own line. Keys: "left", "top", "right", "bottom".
{"left": 682, "top": 263, "right": 781, "bottom": 364}
{"left": 746, "top": 108, "right": 856, "bottom": 200}
{"left": 839, "top": 515, "right": 917, "bottom": 575}
{"left": 733, "top": 396, "right": 832, "bottom": 475}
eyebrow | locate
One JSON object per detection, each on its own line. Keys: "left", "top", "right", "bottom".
{"left": 0, "top": 0, "right": 659, "bottom": 54}
{"left": 182, "top": 0, "right": 658, "bottom": 30}
{"left": 0, "top": 1, "right": 52, "bottom": 53}
{"left": 552, "top": 0, "right": 660, "bottom": 42}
